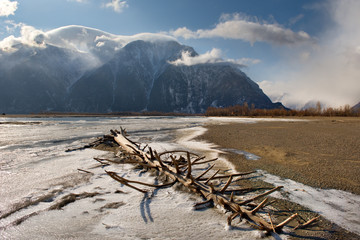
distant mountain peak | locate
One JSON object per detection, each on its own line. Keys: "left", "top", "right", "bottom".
{"left": 0, "top": 25, "right": 284, "bottom": 114}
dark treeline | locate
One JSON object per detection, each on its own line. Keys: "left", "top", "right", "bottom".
{"left": 205, "top": 102, "right": 360, "bottom": 117}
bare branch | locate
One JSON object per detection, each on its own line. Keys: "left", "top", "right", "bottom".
{"left": 251, "top": 198, "right": 268, "bottom": 214}
{"left": 191, "top": 158, "right": 218, "bottom": 165}
{"left": 204, "top": 169, "right": 220, "bottom": 184}
{"left": 197, "top": 171, "right": 256, "bottom": 181}
{"left": 275, "top": 213, "right": 298, "bottom": 230}
{"left": 239, "top": 186, "right": 283, "bottom": 205}
{"left": 193, "top": 199, "right": 214, "bottom": 210}
{"left": 220, "top": 175, "right": 233, "bottom": 193}
{"left": 77, "top": 168, "right": 93, "bottom": 174}
{"left": 294, "top": 216, "right": 320, "bottom": 230}
{"left": 105, "top": 171, "right": 148, "bottom": 193}
{"left": 186, "top": 151, "right": 192, "bottom": 178}
{"left": 195, "top": 164, "right": 215, "bottom": 180}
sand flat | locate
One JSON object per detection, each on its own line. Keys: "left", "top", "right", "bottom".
{"left": 200, "top": 117, "right": 360, "bottom": 195}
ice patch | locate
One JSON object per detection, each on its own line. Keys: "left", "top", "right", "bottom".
{"left": 223, "top": 148, "right": 261, "bottom": 160}
{"left": 176, "top": 126, "right": 238, "bottom": 174}
{"left": 175, "top": 118, "right": 360, "bottom": 236}
{"left": 258, "top": 170, "right": 360, "bottom": 235}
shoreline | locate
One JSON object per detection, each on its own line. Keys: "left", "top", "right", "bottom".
{"left": 187, "top": 117, "right": 360, "bottom": 239}
{"left": 173, "top": 118, "right": 360, "bottom": 239}
{"left": 198, "top": 117, "right": 360, "bottom": 195}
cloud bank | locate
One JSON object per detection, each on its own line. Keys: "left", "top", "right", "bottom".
{"left": 67, "top": 0, "right": 88, "bottom": 3}
{"left": 260, "top": 0, "right": 360, "bottom": 108}
{"left": 0, "top": 24, "right": 178, "bottom": 56}
{"left": 103, "top": 0, "right": 128, "bottom": 13}
{"left": 171, "top": 13, "right": 313, "bottom": 46}
{"left": 169, "top": 48, "right": 260, "bottom": 67}
{"left": 0, "top": 0, "right": 18, "bottom": 17}
{"left": 0, "top": 24, "right": 47, "bottom": 51}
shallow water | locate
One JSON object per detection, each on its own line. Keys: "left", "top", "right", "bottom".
{"left": 0, "top": 116, "right": 359, "bottom": 239}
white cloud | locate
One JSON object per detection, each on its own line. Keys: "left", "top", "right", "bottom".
{"left": 0, "top": 24, "right": 178, "bottom": 54}
{"left": 67, "top": 0, "right": 88, "bottom": 3}
{"left": 0, "top": 0, "right": 18, "bottom": 17}
{"left": 103, "top": 0, "right": 128, "bottom": 13}
{"left": 169, "top": 48, "right": 260, "bottom": 67}
{"left": 260, "top": 0, "right": 360, "bottom": 108}
{"left": 289, "top": 14, "right": 304, "bottom": 26}
{"left": 0, "top": 24, "right": 47, "bottom": 51}
{"left": 4, "top": 19, "right": 21, "bottom": 33}
{"left": 171, "top": 13, "right": 313, "bottom": 46}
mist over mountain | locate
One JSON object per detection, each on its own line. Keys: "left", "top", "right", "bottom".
{"left": 352, "top": 102, "right": 360, "bottom": 113}
{"left": 0, "top": 25, "right": 284, "bottom": 114}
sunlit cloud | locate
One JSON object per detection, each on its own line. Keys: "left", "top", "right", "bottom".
{"left": 103, "top": 0, "right": 128, "bottom": 13}
{"left": 169, "top": 48, "right": 260, "bottom": 67}
{"left": 4, "top": 19, "right": 21, "bottom": 33}
{"left": 0, "top": 24, "right": 47, "bottom": 51}
{"left": 260, "top": 0, "right": 360, "bottom": 108}
{"left": 171, "top": 13, "right": 313, "bottom": 46}
{"left": 67, "top": 0, "right": 88, "bottom": 3}
{"left": 0, "top": 0, "right": 18, "bottom": 17}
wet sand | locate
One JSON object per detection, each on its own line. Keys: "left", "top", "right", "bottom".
{"left": 198, "top": 117, "right": 360, "bottom": 239}
{"left": 200, "top": 117, "right": 360, "bottom": 195}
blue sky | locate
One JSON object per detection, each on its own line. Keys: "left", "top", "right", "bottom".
{"left": 0, "top": 0, "right": 359, "bottom": 108}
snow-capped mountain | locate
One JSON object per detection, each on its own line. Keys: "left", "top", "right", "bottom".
{"left": 0, "top": 25, "right": 284, "bottom": 114}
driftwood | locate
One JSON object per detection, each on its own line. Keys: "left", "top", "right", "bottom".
{"left": 95, "top": 127, "right": 318, "bottom": 233}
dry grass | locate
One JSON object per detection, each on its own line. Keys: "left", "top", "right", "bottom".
{"left": 205, "top": 103, "right": 360, "bottom": 117}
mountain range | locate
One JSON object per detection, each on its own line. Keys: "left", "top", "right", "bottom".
{"left": 0, "top": 25, "right": 284, "bottom": 114}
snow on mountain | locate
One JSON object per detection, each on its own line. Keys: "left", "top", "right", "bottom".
{"left": 68, "top": 40, "right": 197, "bottom": 112}
{"left": 147, "top": 63, "right": 278, "bottom": 113}
{"left": 0, "top": 25, "right": 284, "bottom": 114}
{"left": 45, "top": 25, "right": 179, "bottom": 64}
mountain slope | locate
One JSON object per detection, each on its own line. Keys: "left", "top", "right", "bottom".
{"left": 0, "top": 44, "right": 96, "bottom": 113}
{"left": 147, "top": 63, "right": 276, "bottom": 113}
{"left": 68, "top": 40, "right": 197, "bottom": 112}
{"left": 0, "top": 25, "right": 285, "bottom": 114}
{"left": 352, "top": 101, "right": 360, "bottom": 113}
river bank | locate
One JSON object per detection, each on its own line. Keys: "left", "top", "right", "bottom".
{"left": 199, "top": 117, "right": 360, "bottom": 195}
{"left": 195, "top": 117, "right": 360, "bottom": 239}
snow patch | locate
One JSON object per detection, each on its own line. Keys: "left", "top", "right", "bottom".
{"left": 258, "top": 170, "right": 360, "bottom": 235}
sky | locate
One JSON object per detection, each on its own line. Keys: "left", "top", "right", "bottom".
{"left": 0, "top": 0, "right": 359, "bottom": 108}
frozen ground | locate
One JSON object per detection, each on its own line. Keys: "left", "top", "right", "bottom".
{"left": 0, "top": 116, "right": 359, "bottom": 239}
{"left": 179, "top": 125, "right": 360, "bottom": 236}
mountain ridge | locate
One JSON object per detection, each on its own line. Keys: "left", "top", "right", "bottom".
{"left": 0, "top": 25, "right": 285, "bottom": 114}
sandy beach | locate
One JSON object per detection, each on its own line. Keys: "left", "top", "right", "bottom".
{"left": 196, "top": 117, "right": 360, "bottom": 239}
{"left": 200, "top": 117, "right": 360, "bottom": 195}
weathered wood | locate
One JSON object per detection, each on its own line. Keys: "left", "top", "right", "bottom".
{"left": 109, "top": 129, "right": 276, "bottom": 231}
{"left": 195, "top": 164, "right": 215, "bottom": 180}
{"left": 106, "top": 171, "right": 176, "bottom": 188}
{"left": 77, "top": 168, "right": 93, "bottom": 174}
{"left": 193, "top": 199, "right": 214, "bottom": 210}
{"left": 106, "top": 171, "right": 148, "bottom": 193}
{"left": 294, "top": 216, "right": 320, "bottom": 230}
{"left": 196, "top": 171, "right": 256, "bottom": 181}
{"left": 204, "top": 169, "right": 220, "bottom": 184}
{"left": 251, "top": 198, "right": 268, "bottom": 214}
{"left": 268, "top": 213, "right": 276, "bottom": 232}
{"left": 104, "top": 128, "right": 317, "bottom": 233}
{"left": 220, "top": 175, "right": 233, "bottom": 193}
{"left": 275, "top": 213, "right": 298, "bottom": 229}
{"left": 238, "top": 186, "right": 283, "bottom": 205}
